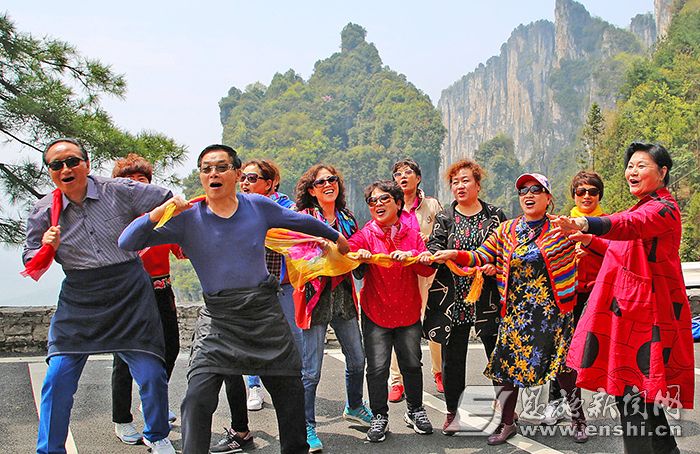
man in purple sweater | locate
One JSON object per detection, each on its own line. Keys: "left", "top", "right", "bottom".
{"left": 119, "top": 145, "right": 349, "bottom": 454}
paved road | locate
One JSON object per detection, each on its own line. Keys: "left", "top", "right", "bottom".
{"left": 2, "top": 343, "right": 699, "bottom": 453}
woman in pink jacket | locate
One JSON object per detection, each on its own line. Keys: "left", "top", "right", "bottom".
{"left": 348, "top": 180, "right": 436, "bottom": 443}
{"left": 554, "top": 142, "right": 694, "bottom": 454}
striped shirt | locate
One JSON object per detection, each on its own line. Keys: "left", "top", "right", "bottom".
{"left": 23, "top": 175, "right": 172, "bottom": 270}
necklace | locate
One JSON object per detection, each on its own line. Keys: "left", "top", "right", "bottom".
{"left": 522, "top": 217, "right": 544, "bottom": 241}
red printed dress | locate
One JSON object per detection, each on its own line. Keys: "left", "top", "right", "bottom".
{"left": 566, "top": 188, "right": 695, "bottom": 409}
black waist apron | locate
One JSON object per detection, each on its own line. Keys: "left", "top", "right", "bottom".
{"left": 49, "top": 259, "right": 165, "bottom": 361}
{"left": 188, "top": 274, "right": 301, "bottom": 379}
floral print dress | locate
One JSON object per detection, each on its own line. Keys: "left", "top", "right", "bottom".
{"left": 451, "top": 209, "right": 489, "bottom": 326}
{"left": 484, "top": 218, "right": 575, "bottom": 387}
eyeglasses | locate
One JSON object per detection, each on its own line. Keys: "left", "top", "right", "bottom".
{"left": 366, "top": 194, "right": 393, "bottom": 207}
{"left": 239, "top": 173, "right": 266, "bottom": 184}
{"left": 47, "top": 156, "right": 84, "bottom": 171}
{"left": 517, "top": 184, "right": 547, "bottom": 196}
{"left": 200, "top": 164, "right": 235, "bottom": 174}
{"left": 312, "top": 175, "right": 339, "bottom": 187}
{"left": 392, "top": 169, "right": 415, "bottom": 179}
{"left": 574, "top": 187, "right": 600, "bottom": 197}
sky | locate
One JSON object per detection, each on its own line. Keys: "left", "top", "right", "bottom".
{"left": 1, "top": 0, "right": 653, "bottom": 305}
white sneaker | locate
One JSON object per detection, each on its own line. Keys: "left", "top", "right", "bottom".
{"left": 247, "top": 386, "right": 265, "bottom": 411}
{"left": 144, "top": 437, "right": 176, "bottom": 454}
{"left": 140, "top": 402, "right": 177, "bottom": 424}
{"left": 542, "top": 398, "right": 568, "bottom": 425}
{"left": 114, "top": 422, "right": 143, "bottom": 445}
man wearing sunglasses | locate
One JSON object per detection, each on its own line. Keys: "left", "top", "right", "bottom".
{"left": 24, "top": 138, "right": 176, "bottom": 453}
{"left": 119, "top": 144, "right": 350, "bottom": 454}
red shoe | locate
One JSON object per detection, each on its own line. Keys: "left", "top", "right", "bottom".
{"left": 388, "top": 384, "right": 405, "bottom": 402}
{"left": 434, "top": 372, "right": 444, "bottom": 393}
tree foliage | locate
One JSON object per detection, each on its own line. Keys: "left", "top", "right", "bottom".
{"left": 474, "top": 134, "right": 523, "bottom": 218}
{"left": 589, "top": 4, "right": 700, "bottom": 260}
{"left": 219, "top": 23, "right": 445, "bottom": 224}
{"left": 0, "top": 13, "right": 187, "bottom": 244}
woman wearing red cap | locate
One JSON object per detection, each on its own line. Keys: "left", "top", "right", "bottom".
{"left": 423, "top": 173, "right": 587, "bottom": 445}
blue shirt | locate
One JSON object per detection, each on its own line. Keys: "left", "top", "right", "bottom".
{"left": 119, "top": 193, "right": 340, "bottom": 294}
{"left": 23, "top": 175, "right": 172, "bottom": 270}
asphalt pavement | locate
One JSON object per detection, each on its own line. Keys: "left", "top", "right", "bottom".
{"left": 1, "top": 342, "right": 699, "bottom": 453}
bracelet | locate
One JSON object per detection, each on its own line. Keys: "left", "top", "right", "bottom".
{"left": 579, "top": 217, "right": 589, "bottom": 233}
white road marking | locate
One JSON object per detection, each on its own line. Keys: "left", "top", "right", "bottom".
{"left": 327, "top": 349, "right": 563, "bottom": 454}
{"left": 28, "top": 362, "right": 79, "bottom": 454}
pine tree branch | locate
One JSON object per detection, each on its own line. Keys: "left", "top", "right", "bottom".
{"left": 0, "top": 127, "right": 43, "bottom": 153}
{"left": 0, "top": 163, "right": 44, "bottom": 199}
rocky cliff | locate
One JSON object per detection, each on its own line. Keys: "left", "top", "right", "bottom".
{"left": 438, "top": 0, "right": 654, "bottom": 199}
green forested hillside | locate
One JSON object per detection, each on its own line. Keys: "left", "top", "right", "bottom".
{"left": 589, "top": 0, "right": 700, "bottom": 260}
{"left": 218, "top": 23, "right": 445, "bottom": 220}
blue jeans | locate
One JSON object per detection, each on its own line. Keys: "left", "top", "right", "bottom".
{"left": 247, "top": 283, "right": 302, "bottom": 389}
{"left": 302, "top": 316, "right": 365, "bottom": 426}
{"left": 37, "top": 352, "right": 169, "bottom": 454}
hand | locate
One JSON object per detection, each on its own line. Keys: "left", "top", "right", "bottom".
{"left": 336, "top": 234, "right": 350, "bottom": 255}
{"left": 149, "top": 195, "right": 192, "bottom": 223}
{"left": 430, "top": 249, "right": 458, "bottom": 264}
{"left": 550, "top": 215, "right": 584, "bottom": 237}
{"left": 417, "top": 251, "right": 433, "bottom": 265}
{"left": 390, "top": 250, "right": 412, "bottom": 262}
{"left": 42, "top": 225, "right": 61, "bottom": 250}
{"left": 479, "top": 263, "right": 497, "bottom": 276}
{"left": 355, "top": 249, "right": 372, "bottom": 261}
{"left": 569, "top": 231, "right": 592, "bottom": 246}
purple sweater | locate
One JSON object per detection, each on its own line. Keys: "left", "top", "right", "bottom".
{"left": 119, "top": 193, "right": 339, "bottom": 294}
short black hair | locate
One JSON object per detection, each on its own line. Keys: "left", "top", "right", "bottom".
{"left": 43, "top": 138, "right": 89, "bottom": 164}
{"left": 624, "top": 142, "right": 672, "bottom": 186}
{"left": 363, "top": 180, "right": 405, "bottom": 210}
{"left": 197, "top": 144, "right": 241, "bottom": 169}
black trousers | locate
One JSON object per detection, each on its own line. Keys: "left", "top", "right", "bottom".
{"left": 223, "top": 375, "right": 249, "bottom": 431}
{"left": 362, "top": 314, "right": 423, "bottom": 417}
{"left": 112, "top": 284, "right": 180, "bottom": 423}
{"left": 615, "top": 396, "right": 678, "bottom": 454}
{"left": 548, "top": 292, "right": 587, "bottom": 402}
{"left": 181, "top": 372, "right": 308, "bottom": 454}
{"left": 441, "top": 323, "right": 497, "bottom": 413}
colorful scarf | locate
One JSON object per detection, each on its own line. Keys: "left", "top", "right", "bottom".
{"left": 21, "top": 189, "right": 62, "bottom": 281}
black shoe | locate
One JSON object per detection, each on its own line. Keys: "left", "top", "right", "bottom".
{"left": 366, "top": 414, "right": 389, "bottom": 442}
{"left": 210, "top": 428, "right": 254, "bottom": 453}
{"left": 404, "top": 407, "right": 433, "bottom": 434}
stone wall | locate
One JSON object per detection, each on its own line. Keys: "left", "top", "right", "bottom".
{"left": 0, "top": 304, "right": 204, "bottom": 354}
{"left": 2, "top": 293, "right": 699, "bottom": 354}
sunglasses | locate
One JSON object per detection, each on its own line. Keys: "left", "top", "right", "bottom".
{"left": 392, "top": 169, "right": 415, "bottom": 179}
{"left": 517, "top": 184, "right": 547, "bottom": 196}
{"left": 239, "top": 173, "right": 266, "bottom": 184}
{"left": 574, "top": 187, "right": 600, "bottom": 197}
{"left": 47, "top": 156, "right": 84, "bottom": 171}
{"left": 312, "top": 175, "right": 339, "bottom": 187}
{"left": 200, "top": 164, "right": 235, "bottom": 174}
{"left": 366, "top": 194, "right": 393, "bottom": 207}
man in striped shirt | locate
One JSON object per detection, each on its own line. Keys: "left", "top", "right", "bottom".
{"left": 23, "top": 138, "right": 176, "bottom": 454}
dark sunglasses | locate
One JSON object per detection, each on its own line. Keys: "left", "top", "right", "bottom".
{"left": 47, "top": 156, "right": 84, "bottom": 171}
{"left": 312, "top": 175, "right": 339, "bottom": 187}
{"left": 574, "top": 187, "right": 601, "bottom": 197}
{"left": 200, "top": 164, "right": 235, "bottom": 174}
{"left": 366, "top": 194, "right": 393, "bottom": 207}
{"left": 518, "top": 184, "right": 547, "bottom": 196}
{"left": 239, "top": 173, "right": 266, "bottom": 184}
